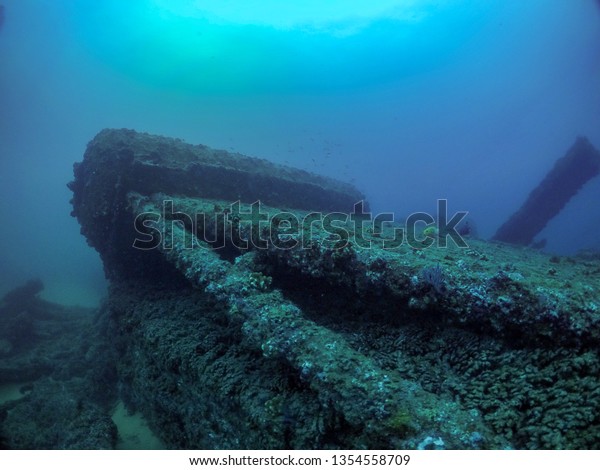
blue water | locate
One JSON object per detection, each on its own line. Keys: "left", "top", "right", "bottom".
{"left": 1, "top": 0, "right": 599, "bottom": 306}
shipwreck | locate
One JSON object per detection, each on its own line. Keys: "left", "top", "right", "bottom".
{"left": 1, "top": 129, "right": 600, "bottom": 449}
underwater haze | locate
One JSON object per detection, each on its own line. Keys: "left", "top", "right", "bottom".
{"left": 1, "top": 0, "right": 600, "bottom": 307}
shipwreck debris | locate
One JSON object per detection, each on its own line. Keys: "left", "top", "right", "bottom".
{"left": 493, "top": 137, "right": 600, "bottom": 246}
{"left": 30, "top": 128, "right": 598, "bottom": 449}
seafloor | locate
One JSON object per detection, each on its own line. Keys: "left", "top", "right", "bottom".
{"left": 1, "top": 129, "right": 599, "bottom": 449}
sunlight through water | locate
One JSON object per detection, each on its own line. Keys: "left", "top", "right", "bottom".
{"left": 73, "top": 0, "right": 498, "bottom": 93}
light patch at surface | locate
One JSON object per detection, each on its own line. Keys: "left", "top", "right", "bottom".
{"left": 152, "top": 0, "right": 451, "bottom": 32}
{"left": 72, "top": 0, "right": 494, "bottom": 93}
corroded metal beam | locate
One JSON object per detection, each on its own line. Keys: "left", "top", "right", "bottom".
{"left": 493, "top": 137, "right": 600, "bottom": 246}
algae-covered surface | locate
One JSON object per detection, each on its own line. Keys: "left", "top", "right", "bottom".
{"left": 120, "top": 193, "right": 600, "bottom": 449}
{"left": 2, "top": 129, "right": 600, "bottom": 449}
